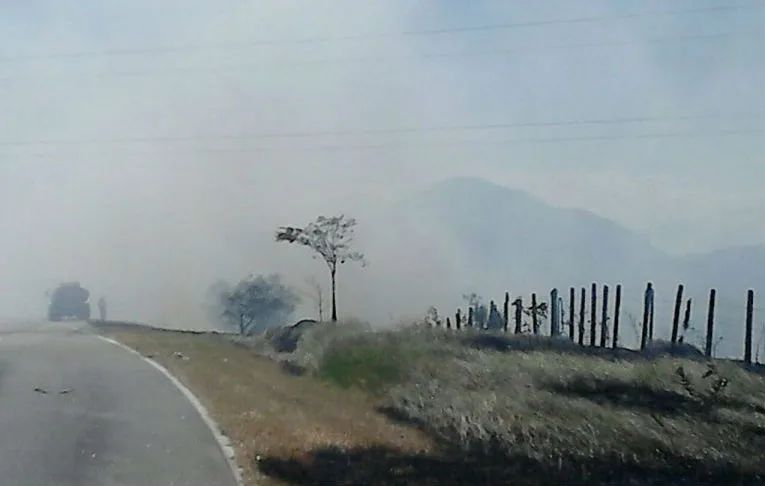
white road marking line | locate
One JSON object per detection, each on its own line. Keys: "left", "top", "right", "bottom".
{"left": 97, "top": 335, "right": 244, "bottom": 486}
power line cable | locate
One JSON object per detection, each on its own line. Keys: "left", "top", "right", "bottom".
{"left": 3, "top": 128, "right": 762, "bottom": 159}
{"left": 0, "top": 112, "right": 760, "bottom": 147}
{"left": 0, "top": 31, "right": 758, "bottom": 81}
{"left": 0, "top": 3, "right": 761, "bottom": 62}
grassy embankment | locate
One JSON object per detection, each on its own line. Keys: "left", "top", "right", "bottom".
{"left": 95, "top": 320, "right": 765, "bottom": 485}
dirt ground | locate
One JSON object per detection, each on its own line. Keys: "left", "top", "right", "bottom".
{"left": 96, "top": 326, "right": 435, "bottom": 486}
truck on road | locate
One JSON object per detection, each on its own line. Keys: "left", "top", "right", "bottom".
{"left": 48, "top": 282, "right": 91, "bottom": 321}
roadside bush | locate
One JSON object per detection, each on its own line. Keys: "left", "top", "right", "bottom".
{"left": 309, "top": 323, "right": 461, "bottom": 393}
{"left": 288, "top": 318, "right": 372, "bottom": 371}
{"left": 318, "top": 343, "right": 405, "bottom": 393}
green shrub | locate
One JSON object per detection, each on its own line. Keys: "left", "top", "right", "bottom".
{"left": 318, "top": 342, "right": 406, "bottom": 394}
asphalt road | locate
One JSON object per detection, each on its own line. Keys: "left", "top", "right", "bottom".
{"left": 0, "top": 319, "right": 239, "bottom": 486}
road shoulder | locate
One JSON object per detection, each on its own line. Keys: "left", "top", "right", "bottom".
{"left": 98, "top": 335, "right": 244, "bottom": 486}
{"left": 93, "top": 325, "right": 434, "bottom": 486}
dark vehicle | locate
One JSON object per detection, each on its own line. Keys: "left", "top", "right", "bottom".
{"left": 48, "top": 282, "right": 91, "bottom": 321}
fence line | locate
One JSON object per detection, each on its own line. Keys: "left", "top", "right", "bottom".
{"left": 428, "top": 282, "right": 759, "bottom": 365}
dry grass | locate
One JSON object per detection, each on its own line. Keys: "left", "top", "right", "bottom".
{"left": 387, "top": 346, "right": 765, "bottom": 482}
{"left": 96, "top": 321, "right": 765, "bottom": 485}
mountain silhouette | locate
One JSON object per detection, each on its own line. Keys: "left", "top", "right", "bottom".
{"left": 360, "top": 177, "right": 762, "bottom": 355}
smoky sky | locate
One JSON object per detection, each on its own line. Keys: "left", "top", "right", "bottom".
{"left": 0, "top": 0, "right": 763, "bottom": 326}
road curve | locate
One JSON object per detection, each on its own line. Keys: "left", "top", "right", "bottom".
{"left": 0, "top": 320, "right": 239, "bottom": 486}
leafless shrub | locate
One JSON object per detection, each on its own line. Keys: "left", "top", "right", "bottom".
{"left": 675, "top": 362, "right": 729, "bottom": 404}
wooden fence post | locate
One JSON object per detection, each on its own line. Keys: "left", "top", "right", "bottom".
{"left": 671, "top": 284, "right": 684, "bottom": 345}
{"left": 745, "top": 289, "right": 755, "bottom": 365}
{"left": 550, "top": 288, "right": 560, "bottom": 337}
{"left": 590, "top": 283, "right": 598, "bottom": 347}
{"left": 514, "top": 297, "right": 523, "bottom": 334}
{"left": 503, "top": 292, "right": 510, "bottom": 333}
{"left": 648, "top": 286, "right": 655, "bottom": 343}
{"left": 600, "top": 284, "right": 609, "bottom": 348}
{"left": 531, "top": 293, "right": 539, "bottom": 335}
{"left": 488, "top": 300, "right": 497, "bottom": 331}
{"left": 569, "top": 287, "right": 576, "bottom": 341}
{"left": 578, "top": 287, "right": 586, "bottom": 346}
{"left": 680, "top": 298, "right": 692, "bottom": 343}
{"left": 640, "top": 282, "right": 653, "bottom": 350}
{"left": 612, "top": 284, "right": 622, "bottom": 349}
{"left": 705, "top": 288, "right": 716, "bottom": 357}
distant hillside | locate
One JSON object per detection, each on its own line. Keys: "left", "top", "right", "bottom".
{"left": 376, "top": 177, "right": 682, "bottom": 292}
{"left": 358, "top": 177, "right": 762, "bottom": 355}
{"left": 678, "top": 243, "right": 765, "bottom": 294}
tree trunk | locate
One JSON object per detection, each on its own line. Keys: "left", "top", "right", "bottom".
{"left": 330, "top": 268, "right": 338, "bottom": 322}
{"left": 318, "top": 289, "right": 324, "bottom": 322}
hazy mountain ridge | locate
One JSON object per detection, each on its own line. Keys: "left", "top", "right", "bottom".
{"left": 358, "top": 177, "right": 762, "bottom": 355}
{"left": 375, "top": 177, "right": 680, "bottom": 291}
{"left": 380, "top": 176, "right": 762, "bottom": 292}
{"left": 677, "top": 243, "right": 765, "bottom": 294}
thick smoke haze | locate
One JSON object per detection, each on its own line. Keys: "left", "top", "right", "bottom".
{"left": 1, "top": 1, "right": 763, "bottom": 329}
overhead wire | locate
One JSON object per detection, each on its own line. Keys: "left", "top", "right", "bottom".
{"left": 0, "top": 31, "right": 759, "bottom": 81}
{"left": 0, "top": 2, "right": 762, "bottom": 62}
{"left": 0, "top": 112, "right": 761, "bottom": 148}
{"left": 2, "top": 128, "right": 762, "bottom": 160}
{"left": 0, "top": 3, "right": 760, "bottom": 159}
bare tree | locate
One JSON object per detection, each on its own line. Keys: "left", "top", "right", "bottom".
{"left": 275, "top": 215, "right": 366, "bottom": 322}
{"left": 462, "top": 293, "right": 488, "bottom": 328}
{"left": 424, "top": 305, "right": 441, "bottom": 327}
{"left": 303, "top": 276, "right": 326, "bottom": 322}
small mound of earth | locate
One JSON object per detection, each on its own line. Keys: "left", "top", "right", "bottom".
{"left": 270, "top": 319, "right": 320, "bottom": 353}
{"left": 464, "top": 333, "right": 580, "bottom": 353}
{"left": 641, "top": 339, "right": 705, "bottom": 359}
